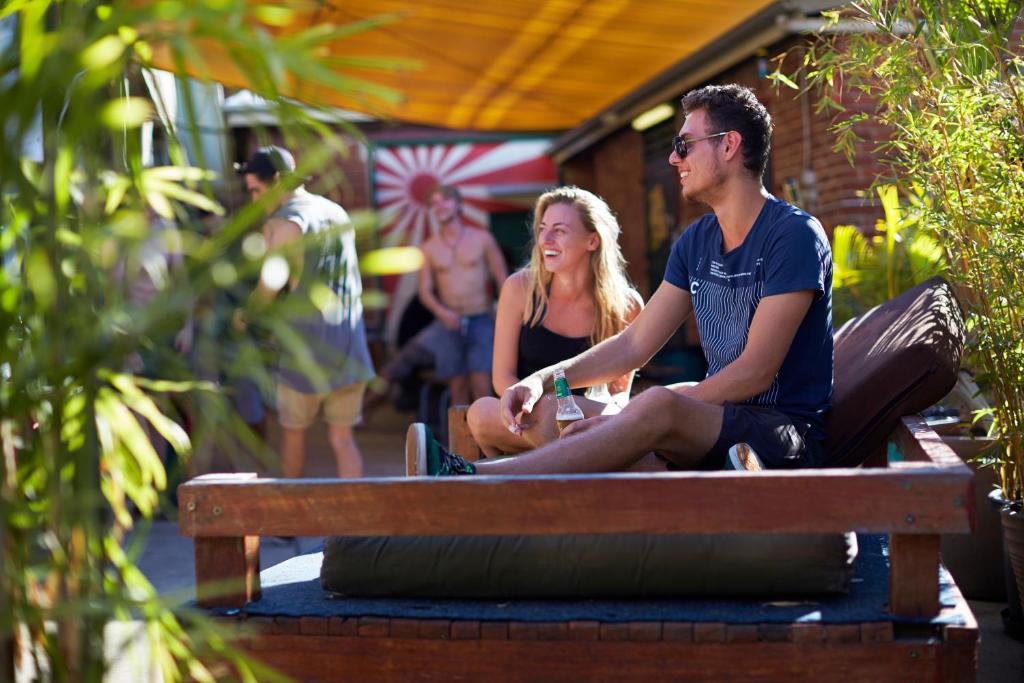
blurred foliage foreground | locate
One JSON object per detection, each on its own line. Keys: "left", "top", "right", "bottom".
{"left": 0, "top": 1, "right": 417, "bottom": 680}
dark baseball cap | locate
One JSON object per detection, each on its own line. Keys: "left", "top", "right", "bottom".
{"left": 234, "top": 145, "right": 296, "bottom": 180}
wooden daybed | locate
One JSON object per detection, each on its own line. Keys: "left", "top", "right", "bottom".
{"left": 178, "top": 278, "right": 978, "bottom": 681}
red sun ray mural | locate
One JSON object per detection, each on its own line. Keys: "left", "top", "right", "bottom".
{"left": 372, "top": 139, "right": 557, "bottom": 344}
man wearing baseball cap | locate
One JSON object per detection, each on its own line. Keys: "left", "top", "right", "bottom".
{"left": 239, "top": 145, "right": 375, "bottom": 478}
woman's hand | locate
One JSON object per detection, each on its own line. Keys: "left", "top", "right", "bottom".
{"left": 500, "top": 374, "right": 544, "bottom": 434}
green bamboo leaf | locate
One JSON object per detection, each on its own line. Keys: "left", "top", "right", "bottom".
{"left": 141, "top": 177, "right": 223, "bottom": 214}
{"left": 101, "top": 97, "right": 154, "bottom": 129}
{"left": 96, "top": 390, "right": 167, "bottom": 490}
{"left": 767, "top": 71, "right": 799, "bottom": 90}
{"left": 359, "top": 246, "right": 424, "bottom": 275}
{"left": 81, "top": 34, "right": 126, "bottom": 70}
{"left": 106, "top": 373, "right": 191, "bottom": 458}
{"left": 25, "top": 248, "right": 55, "bottom": 310}
{"left": 104, "top": 177, "right": 132, "bottom": 215}
{"left": 253, "top": 5, "right": 295, "bottom": 27}
{"left": 142, "top": 166, "right": 218, "bottom": 183}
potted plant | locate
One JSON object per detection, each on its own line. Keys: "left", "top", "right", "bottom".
{"left": 0, "top": 2, "right": 407, "bottom": 679}
{"left": 775, "top": 0, "right": 1024, "bottom": 629}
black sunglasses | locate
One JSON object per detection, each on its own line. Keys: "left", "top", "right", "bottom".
{"left": 672, "top": 132, "right": 728, "bottom": 158}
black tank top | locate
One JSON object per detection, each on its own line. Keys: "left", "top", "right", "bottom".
{"left": 517, "top": 301, "right": 591, "bottom": 395}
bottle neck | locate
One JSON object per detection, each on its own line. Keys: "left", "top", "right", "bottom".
{"left": 554, "top": 375, "right": 571, "bottom": 399}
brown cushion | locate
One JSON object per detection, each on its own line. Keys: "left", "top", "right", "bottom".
{"left": 824, "top": 277, "right": 964, "bottom": 466}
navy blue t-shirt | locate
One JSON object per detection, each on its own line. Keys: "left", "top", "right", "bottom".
{"left": 664, "top": 196, "right": 833, "bottom": 440}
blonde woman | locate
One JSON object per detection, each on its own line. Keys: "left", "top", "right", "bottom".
{"left": 466, "top": 187, "right": 643, "bottom": 455}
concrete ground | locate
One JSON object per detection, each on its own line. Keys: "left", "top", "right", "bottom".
{"left": 121, "top": 403, "right": 1022, "bottom": 682}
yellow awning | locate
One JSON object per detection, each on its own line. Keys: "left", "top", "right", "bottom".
{"left": 152, "top": 0, "right": 779, "bottom": 132}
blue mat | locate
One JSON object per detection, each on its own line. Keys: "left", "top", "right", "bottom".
{"left": 218, "top": 535, "right": 964, "bottom": 626}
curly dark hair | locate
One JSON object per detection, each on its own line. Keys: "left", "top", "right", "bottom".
{"left": 680, "top": 84, "right": 772, "bottom": 178}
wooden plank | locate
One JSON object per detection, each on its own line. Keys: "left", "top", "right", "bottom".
{"left": 480, "top": 622, "right": 508, "bottom": 640}
{"left": 194, "top": 535, "right": 260, "bottom": 609}
{"left": 357, "top": 617, "right": 389, "bottom": 638}
{"left": 942, "top": 625, "right": 978, "bottom": 683}
{"left": 662, "top": 622, "right": 694, "bottom": 641}
{"left": 178, "top": 467, "right": 972, "bottom": 537}
{"left": 598, "top": 623, "right": 630, "bottom": 641}
{"left": 859, "top": 622, "right": 894, "bottom": 642}
{"left": 389, "top": 618, "right": 419, "bottom": 639}
{"left": 824, "top": 624, "right": 861, "bottom": 644}
{"left": 234, "top": 634, "right": 949, "bottom": 682}
{"left": 536, "top": 622, "right": 569, "bottom": 640}
{"left": 327, "top": 617, "right": 355, "bottom": 637}
{"left": 417, "top": 620, "right": 450, "bottom": 640}
{"left": 896, "top": 416, "right": 973, "bottom": 470}
{"left": 448, "top": 405, "right": 482, "bottom": 462}
{"left": 568, "top": 620, "right": 599, "bottom": 641}
{"left": 451, "top": 620, "right": 481, "bottom": 640}
{"left": 628, "top": 622, "right": 661, "bottom": 642}
{"left": 889, "top": 533, "right": 940, "bottom": 616}
{"left": 298, "top": 617, "right": 328, "bottom": 635}
{"left": 693, "top": 623, "right": 726, "bottom": 643}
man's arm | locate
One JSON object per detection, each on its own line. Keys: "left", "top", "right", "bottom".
{"left": 416, "top": 244, "right": 461, "bottom": 331}
{"left": 256, "top": 217, "right": 303, "bottom": 302}
{"left": 501, "top": 281, "right": 690, "bottom": 430}
{"left": 680, "top": 290, "right": 814, "bottom": 404}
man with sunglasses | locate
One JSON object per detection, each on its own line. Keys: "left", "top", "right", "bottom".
{"left": 238, "top": 146, "right": 375, "bottom": 479}
{"left": 412, "top": 84, "right": 833, "bottom": 476}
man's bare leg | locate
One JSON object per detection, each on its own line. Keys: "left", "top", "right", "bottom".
{"left": 448, "top": 374, "right": 470, "bottom": 407}
{"left": 473, "top": 386, "right": 723, "bottom": 475}
{"left": 327, "top": 423, "right": 364, "bottom": 478}
{"left": 468, "top": 393, "right": 627, "bottom": 456}
{"left": 280, "top": 426, "right": 306, "bottom": 478}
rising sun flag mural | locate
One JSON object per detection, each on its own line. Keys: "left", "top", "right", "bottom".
{"left": 372, "top": 138, "right": 557, "bottom": 340}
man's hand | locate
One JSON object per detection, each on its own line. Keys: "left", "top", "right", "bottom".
{"left": 559, "top": 414, "right": 612, "bottom": 439}
{"left": 500, "top": 374, "right": 544, "bottom": 434}
{"left": 438, "top": 309, "right": 462, "bottom": 332}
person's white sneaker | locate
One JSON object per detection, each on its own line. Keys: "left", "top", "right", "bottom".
{"left": 405, "top": 423, "right": 427, "bottom": 476}
{"left": 727, "top": 442, "right": 764, "bottom": 472}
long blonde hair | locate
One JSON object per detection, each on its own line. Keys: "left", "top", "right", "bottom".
{"left": 522, "top": 186, "right": 637, "bottom": 345}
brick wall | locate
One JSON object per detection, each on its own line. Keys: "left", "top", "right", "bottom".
{"left": 558, "top": 35, "right": 894, "bottom": 271}
{"left": 561, "top": 130, "right": 648, "bottom": 292}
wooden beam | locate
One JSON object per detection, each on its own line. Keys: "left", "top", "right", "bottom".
{"left": 231, "top": 634, "right": 951, "bottom": 683}
{"left": 896, "top": 416, "right": 974, "bottom": 469}
{"left": 194, "top": 535, "right": 261, "bottom": 609}
{"left": 888, "top": 533, "right": 940, "bottom": 617}
{"left": 178, "top": 467, "right": 972, "bottom": 538}
{"left": 448, "top": 406, "right": 482, "bottom": 462}
{"left": 184, "top": 473, "right": 261, "bottom": 609}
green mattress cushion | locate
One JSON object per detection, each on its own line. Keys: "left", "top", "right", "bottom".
{"left": 320, "top": 532, "right": 857, "bottom": 599}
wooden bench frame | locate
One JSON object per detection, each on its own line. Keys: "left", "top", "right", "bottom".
{"left": 178, "top": 414, "right": 978, "bottom": 681}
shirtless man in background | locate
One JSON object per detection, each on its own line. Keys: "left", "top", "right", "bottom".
{"left": 418, "top": 185, "right": 508, "bottom": 405}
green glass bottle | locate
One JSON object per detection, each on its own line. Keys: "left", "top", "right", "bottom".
{"left": 553, "top": 366, "right": 585, "bottom": 432}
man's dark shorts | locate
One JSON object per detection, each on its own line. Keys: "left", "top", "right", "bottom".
{"left": 696, "top": 403, "right": 823, "bottom": 470}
